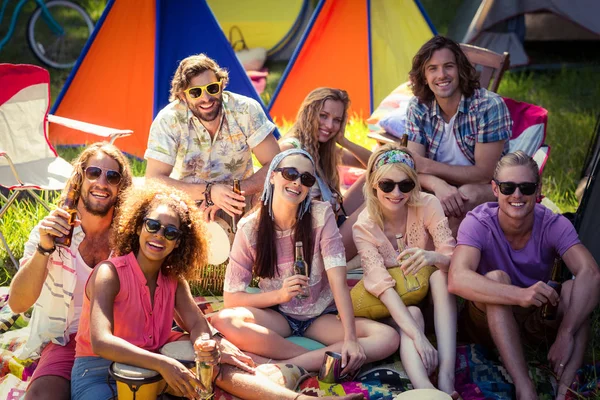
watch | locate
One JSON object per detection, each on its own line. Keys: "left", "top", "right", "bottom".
{"left": 204, "top": 182, "right": 215, "bottom": 206}
{"left": 36, "top": 243, "right": 55, "bottom": 256}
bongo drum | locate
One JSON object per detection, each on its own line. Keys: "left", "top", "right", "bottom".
{"left": 108, "top": 362, "right": 165, "bottom": 400}
{"left": 394, "top": 389, "right": 452, "bottom": 399}
{"left": 159, "top": 341, "right": 196, "bottom": 368}
{"left": 205, "top": 216, "right": 235, "bottom": 265}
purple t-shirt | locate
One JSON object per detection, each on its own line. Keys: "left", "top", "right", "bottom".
{"left": 457, "top": 202, "right": 580, "bottom": 288}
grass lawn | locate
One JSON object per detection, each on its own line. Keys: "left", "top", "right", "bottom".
{"left": 2, "top": 0, "right": 600, "bottom": 390}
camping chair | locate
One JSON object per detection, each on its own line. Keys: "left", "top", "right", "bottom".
{"left": 368, "top": 44, "right": 510, "bottom": 146}
{"left": 0, "top": 64, "right": 132, "bottom": 268}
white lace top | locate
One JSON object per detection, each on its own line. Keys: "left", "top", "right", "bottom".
{"left": 352, "top": 192, "right": 456, "bottom": 297}
{"left": 224, "top": 201, "right": 346, "bottom": 320}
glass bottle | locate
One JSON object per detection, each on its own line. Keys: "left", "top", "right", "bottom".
{"left": 55, "top": 181, "right": 80, "bottom": 247}
{"left": 294, "top": 241, "right": 309, "bottom": 299}
{"left": 541, "top": 258, "right": 563, "bottom": 320}
{"left": 400, "top": 133, "right": 409, "bottom": 148}
{"left": 232, "top": 179, "right": 242, "bottom": 233}
{"left": 396, "top": 233, "right": 420, "bottom": 292}
{"left": 196, "top": 332, "right": 216, "bottom": 399}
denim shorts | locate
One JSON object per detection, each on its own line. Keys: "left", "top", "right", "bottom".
{"left": 71, "top": 356, "right": 116, "bottom": 400}
{"left": 273, "top": 308, "right": 338, "bottom": 337}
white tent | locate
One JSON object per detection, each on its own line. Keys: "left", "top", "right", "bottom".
{"left": 448, "top": 0, "right": 600, "bottom": 66}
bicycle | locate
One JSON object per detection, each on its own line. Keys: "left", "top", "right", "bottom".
{"left": 0, "top": 0, "right": 94, "bottom": 69}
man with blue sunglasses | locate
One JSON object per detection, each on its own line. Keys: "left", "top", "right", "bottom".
{"left": 449, "top": 152, "right": 600, "bottom": 400}
{"left": 145, "top": 53, "right": 280, "bottom": 222}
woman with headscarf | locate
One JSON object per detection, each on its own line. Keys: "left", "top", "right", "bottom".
{"left": 211, "top": 149, "right": 399, "bottom": 376}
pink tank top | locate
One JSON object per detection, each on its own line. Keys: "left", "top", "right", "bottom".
{"left": 75, "top": 252, "right": 178, "bottom": 357}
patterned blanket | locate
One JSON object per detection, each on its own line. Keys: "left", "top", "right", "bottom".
{"left": 0, "top": 292, "right": 597, "bottom": 399}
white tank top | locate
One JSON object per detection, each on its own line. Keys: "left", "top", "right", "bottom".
{"left": 66, "top": 252, "right": 93, "bottom": 335}
{"left": 435, "top": 114, "right": 473, "bottom": 166}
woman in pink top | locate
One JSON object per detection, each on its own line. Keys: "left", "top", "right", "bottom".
{"left": 71, "top": 181, "right": 255, "bottom": 400}
{"left": 353, "top": 144, "right": 458, "bottom": 397}
{"left": 212, "top": 149, "right": 399, "bottom": 376}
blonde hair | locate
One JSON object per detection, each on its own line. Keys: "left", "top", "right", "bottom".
{"left": 169, "top": 54, "right": 229, "bottom": 102}
{"left": 494, "top": 151, "right": 540, "bottom": 183}
{"left": 363, "top": 143, "right": 421, "bottom": 229}
{"left": 286, "top": 87, "right": 350, "bottom": 192}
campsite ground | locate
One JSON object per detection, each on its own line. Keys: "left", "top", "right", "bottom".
{"left": 2, "top": 1, "right": 600, "bottom": 395}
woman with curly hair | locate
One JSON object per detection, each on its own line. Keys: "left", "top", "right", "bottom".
{"left": 279, "top": 88, "right": 371, "bottom": 259}
{"left": 212, "top": 149, "right": 399, "bottom": 376}
{"left": 70, "top": 180, "right": 256, "bottom": 400}
{"left": 352, "top": 143, "right": 458, "bottom": 397}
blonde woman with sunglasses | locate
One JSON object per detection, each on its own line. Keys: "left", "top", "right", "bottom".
{"left": 145, "top": 53, "right": 280, "bottom": 223}
{"left": 353, "top": 143, "right": 458, "bottom": 397}
{"left": 212, "top": 149, "right": 399, "bottom": 379}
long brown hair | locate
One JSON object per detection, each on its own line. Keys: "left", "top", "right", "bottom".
{"left": 286, "top": 87, "right": 350, "bottom": 192}
{"left": 409, "top": 35, "right": 479, "bottom": 104}
{"left": 169, "top": 53, "right": 229, "bottom": 102}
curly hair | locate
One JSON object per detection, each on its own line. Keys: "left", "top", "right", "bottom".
{"left": 111, "top": 180, "right": 208, "bottom": 281}
{"left": 286, "top": 88, "right": 350, "bottom": 193}
{"left": 363, "top": 143, "right": 422, "bottom": 229}
{"left": 409, "top": 35, "right": 479, "bottom": 104}
{"left": 169, "top": 53, "right": 230, "bottom": 102}
{"left": 59, "top": 142, "right": 133, "bottom": 212}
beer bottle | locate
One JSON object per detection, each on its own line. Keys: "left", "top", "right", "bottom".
{"left": 396, "top": 233, "right": 420, "bottom": 292}
{"left": 196, "top": 332, "right": 216, "bottom": 399}
{"left": 400, "top": 133, "right": 409, "bottom": 148}
{"left": 55, "top": 181, "right": 80, "bottom": 247}
{"left": 293, "top": 241, "right": 309, "bottom": 299}
{"left": 541, "top": 258, "right": 563, "bottom": 320}
{"left": 231, "top": 179, "right": 242, "bottom": 233}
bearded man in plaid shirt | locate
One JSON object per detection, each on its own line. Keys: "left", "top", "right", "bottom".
{"left": 405, "top": 36, "right": 512, "bottom": 234}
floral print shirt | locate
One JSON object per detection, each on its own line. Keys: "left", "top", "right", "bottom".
{"left": 145, "top": 92, "right": 276, "bottom": 183}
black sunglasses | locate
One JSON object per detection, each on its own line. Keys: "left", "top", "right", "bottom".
{"left": 377, "top": 179, "right": 416, "bottom": 194}
{"left": 143, "top": 218, "right": 183, "bottom": 241}
{"left": 493, "top": 180, "right": 538, "bottom": 196}
{"left": 84, "top": 166, "right": 122, "bottom": 186}
{"left": 274, "top": 167, "right": 317, "bottom": 187}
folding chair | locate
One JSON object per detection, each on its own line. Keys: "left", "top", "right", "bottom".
{"left": 0, "top": 64, "right": 132, "bottom": 268}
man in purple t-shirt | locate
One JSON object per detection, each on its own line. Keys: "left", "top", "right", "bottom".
{"left": 449, "top": 151, "right": 600, "bottom": 400}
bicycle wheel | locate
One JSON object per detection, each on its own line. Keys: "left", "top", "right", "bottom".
{"left": 27, "top": 0, "right": 94, "bottom": 69}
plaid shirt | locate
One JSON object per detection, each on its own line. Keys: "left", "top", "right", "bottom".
{"left": 406, "top": 88, "right": 512, "bottom": 164}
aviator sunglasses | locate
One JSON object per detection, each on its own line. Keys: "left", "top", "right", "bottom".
{"left": 493, "top": 180, "right": 538, "bottom": 196}
{"left": 84, "top": 166, "right": 122, "bottom": 186}
{"left": 274, "top": 167, "right": 317, "bottom": 187}
{"left": 143, "top": 218, "right": 183, "bottom": 241}
{"left": 183, "top": 80, "right": 223, "bottom": 99}
{"left": 377, "top": 179, "right": 416, "bottom": 194}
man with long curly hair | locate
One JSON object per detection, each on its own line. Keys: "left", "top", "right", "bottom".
{"left": 8, "top": 142, "right": 133, "bottom": 400}
{"left": 145, "top": 53, "right": 280, "bottom": 222}
{"left": 405, "top": 36, "right": 512, "bottom": 233}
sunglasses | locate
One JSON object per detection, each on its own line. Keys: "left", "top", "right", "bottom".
{"left": 183, "top": 81, "right": 223, "bottom": 99}
{"left": 274, "top": 167, "right": 317, "bottom": 187}
{"left": 493, "top": 180, "right": 538, "bottom": 196}
{"left": 143, "top": 218, "right": 183, "bottom": 241}
{"left": 377, "top": 179, "right": 416, "bottom": 194}
{"left": 84, "top": 166, "right": 122, "bottom": 186}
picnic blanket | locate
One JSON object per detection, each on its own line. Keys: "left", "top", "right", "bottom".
{"left": 0, "top": 293, "right": 597, "bottom": 399}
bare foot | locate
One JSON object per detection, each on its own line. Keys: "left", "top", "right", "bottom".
{"left": 244, "top": 351, "right": 277, "bottom": 365}
{"left": 450, "top": 391, "right": 460, "bottom": 400}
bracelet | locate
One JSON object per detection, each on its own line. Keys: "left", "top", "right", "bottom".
{"left": 204, "top": 182, "right": 214, "bottom": 206}
{"left": 36, "top": 243, "right": 55, "bottom": 256}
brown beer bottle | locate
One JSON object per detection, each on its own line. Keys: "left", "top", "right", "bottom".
{"left": 541, "top": 258, "right": 563, "bottom": 320}
{"left": 55, "top": 181, "right": 80, "bottom": 247}
{"left": 293, "top": 241, "right": 309, "bottom": 299}
{"left": 232, "top": 179, "right": 242, "bottom": 233}
{"left": 400, "top": 133, "right": 409, "bottom": 148}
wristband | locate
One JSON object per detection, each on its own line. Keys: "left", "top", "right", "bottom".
{"left": 204, "top": 182, "right": 214, "bottom": 206}
{"left": 36, "top": 243, "right": 55, "bottom": 256}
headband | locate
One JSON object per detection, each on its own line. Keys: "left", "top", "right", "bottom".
{"left": 374, "top": 149, "right": 415, "bottom": 171}
{"left": 260, "top": 148, "right": 315, "bottom": 220}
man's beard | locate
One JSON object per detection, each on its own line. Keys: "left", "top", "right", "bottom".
{"left": 189, "top": 96, "right": 223, "bottom": 122}
{"left": 81, "top": 193, "right": 116, "bottom": 217}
